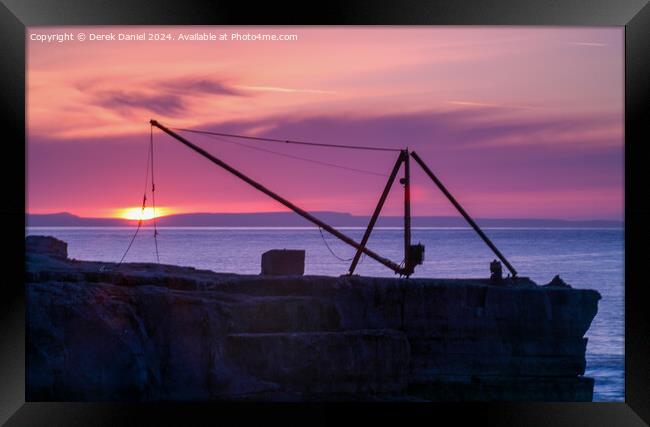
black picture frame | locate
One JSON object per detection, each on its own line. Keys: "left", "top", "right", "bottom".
{"left": 2, "top": 0, "right": 648, "bottom": 425}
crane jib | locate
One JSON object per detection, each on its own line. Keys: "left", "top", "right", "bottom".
{"left": 149, "top": 119, "right": 518, "bottom": 278}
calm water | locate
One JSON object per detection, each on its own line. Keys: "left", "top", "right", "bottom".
{"left": 27, "top": 226, "right": 624, "bottom": 401}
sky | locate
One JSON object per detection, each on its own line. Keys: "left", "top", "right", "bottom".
{"left": 26, "top": 26, "right": 624, "bottom": 220}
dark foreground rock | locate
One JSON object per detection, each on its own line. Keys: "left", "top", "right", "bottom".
{"left": 26, "top": 236, "right": 601, "bottom": 401}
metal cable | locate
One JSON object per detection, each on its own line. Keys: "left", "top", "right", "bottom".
{"left": 116, "top": 124, "right": 156, "bottom": 267}
{"left": 191, "top": 132, "right": 389, "bottom": 178}
{"left": 174, "top": 127, "right": 402, "bottom": 153}
{"left": 318, "top": 226, "right": 353, "bottom": 262}
{"left": 150, "top": 125, "right": 160, "bottom": 263}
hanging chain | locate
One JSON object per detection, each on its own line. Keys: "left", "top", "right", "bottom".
{"left": 151, "top": 124, "right": 160, "bottom": 263}
{"left": 115, "top": 124, "right": 160, "bottom": 268}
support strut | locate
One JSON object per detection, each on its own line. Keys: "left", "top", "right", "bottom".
{"left": 410, "top": 151, "right": 517, "bottom": 277}
{"left": 348, "top": 151, "right": 405, "bottom": 275}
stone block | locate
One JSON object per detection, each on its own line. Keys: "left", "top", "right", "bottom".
{"left": 26, "top": 235, "right": 68, "bottom": 259}
{"left": 225, "top": 330, "right": 410, "bottom": 394}
{"left": 261, "top": 249, "right": 305, "bottom": 276}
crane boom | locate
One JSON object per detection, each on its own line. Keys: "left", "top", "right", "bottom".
{"left": 150, "top": 119, "right": 405, "bottom": 275}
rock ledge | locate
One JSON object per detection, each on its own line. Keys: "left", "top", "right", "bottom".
{"left": 26, "top": 236, "right": 600, "bottom": 401}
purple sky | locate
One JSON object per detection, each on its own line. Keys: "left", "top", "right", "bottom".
{"left": 27, "top": 27, "right": 623, "bottom": 220}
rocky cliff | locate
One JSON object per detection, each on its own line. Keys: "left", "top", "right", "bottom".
{"left": 26, "top": 236, "right": 600, "bottom": 401}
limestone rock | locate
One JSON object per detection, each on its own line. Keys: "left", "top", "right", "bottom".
{"left": 26, "top": 235, "right": 68, "bottom": 259}
{"left": 26, "top": 236, "right": 600, "bottom": 401}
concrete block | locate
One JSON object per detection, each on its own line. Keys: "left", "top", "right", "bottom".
{"left": 261, "top": 249, "right": 305, "bottom": 276}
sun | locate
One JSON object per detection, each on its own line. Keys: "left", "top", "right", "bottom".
{"left": 118, "top": 207, "right": 169, "bottom": 221}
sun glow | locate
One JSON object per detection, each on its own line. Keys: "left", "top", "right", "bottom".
{"left": 118, "top": 207, "right": 170, "bottom": 221}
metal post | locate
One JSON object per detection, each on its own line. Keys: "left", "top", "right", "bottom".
{"left": 410, "top": 151, "right": 518, "bottom": 277}
{"left": 348, "top": 151, "right": 405, "bottom": 275}
{"left": 151, "top": 119, "right": 403, "bottom": 274}
{"left": 402, "top": 150, "right": 413, "bottom": 276}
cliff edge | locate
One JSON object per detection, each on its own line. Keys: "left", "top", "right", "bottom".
{"left": 26, "top": 236, "right": 600, "bottom": 401}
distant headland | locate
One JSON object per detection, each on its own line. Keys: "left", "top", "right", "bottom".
{"left": 26, "top": 211, "right": 623, "bottom": 228}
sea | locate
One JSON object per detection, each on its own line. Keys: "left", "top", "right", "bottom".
{"left": 26, "top": 226, "right": 624, "bottom": 401}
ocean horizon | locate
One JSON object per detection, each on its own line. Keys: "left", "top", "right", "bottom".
{"left": 26, "top": 211, "right": 624, "bottom": 229}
